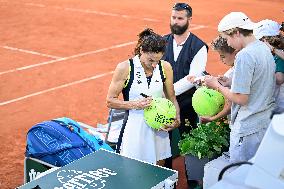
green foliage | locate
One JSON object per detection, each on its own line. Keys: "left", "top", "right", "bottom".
{"left": 178, "top": 118, "right": 230, "bottom": 159}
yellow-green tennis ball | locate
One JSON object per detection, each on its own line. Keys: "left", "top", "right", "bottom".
{"left": 144, "top": 98, "right": 176, "bottom": 129}
{"left": 192, "top": 87, "right": 225, "bottom": 116}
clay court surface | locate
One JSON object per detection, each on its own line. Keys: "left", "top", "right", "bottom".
{"left": 0, "top": 0, "right": 282, "bottom": 188}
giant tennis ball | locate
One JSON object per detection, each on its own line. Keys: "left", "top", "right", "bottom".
{"left": 144, "top": 97, "right": 176, "bottom": 129}
{"left": 192, "top": 87, "right": 225, "bottom": 116}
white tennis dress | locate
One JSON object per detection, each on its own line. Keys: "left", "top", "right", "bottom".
{"left": 120, "top": 55, "right": 171, "bottom": 164}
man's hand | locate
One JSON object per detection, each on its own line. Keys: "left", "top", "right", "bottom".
{"left": 187, "top": 75, "right": 206, "bottom": 86}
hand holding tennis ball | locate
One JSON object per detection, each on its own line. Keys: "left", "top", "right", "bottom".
{"left": 144, "top": 97, "right": 177, "bottom": 130}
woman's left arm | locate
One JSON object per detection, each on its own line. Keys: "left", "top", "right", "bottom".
{"left": 161, "top": 61, "right": 180, "bottom": 131}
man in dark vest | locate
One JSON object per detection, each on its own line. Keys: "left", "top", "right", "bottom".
{"left": 162, "top": 2, "right": 208, "bottom": 187}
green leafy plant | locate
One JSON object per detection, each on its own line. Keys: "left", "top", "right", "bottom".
{"left": 178, "top": 118, "right": 230, "bottom": 159}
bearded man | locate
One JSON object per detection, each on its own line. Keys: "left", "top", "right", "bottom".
{"left": 162, "top": 2, "right": 208, "bottom": 187}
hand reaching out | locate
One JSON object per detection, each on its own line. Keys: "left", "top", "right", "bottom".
{"left": 187, "top": 75, "right": 206, "bottom": 86}
{"left": 200, "top": 116, "right": 213, "bottom": 124}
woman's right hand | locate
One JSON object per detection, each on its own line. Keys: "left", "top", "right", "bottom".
{"left": 133, "top": 97, "right": 152, "bottom": 109}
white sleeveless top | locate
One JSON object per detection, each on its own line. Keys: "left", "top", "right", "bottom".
{"left": 120, "top": 55, "right": 171, "bottom": 164}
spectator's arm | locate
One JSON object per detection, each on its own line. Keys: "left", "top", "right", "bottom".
{"left": 174, "top": 46, "right": 208, "bottom": 96}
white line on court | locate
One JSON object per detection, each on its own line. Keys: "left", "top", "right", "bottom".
{"left": 2, "top": 46, "right": 61, "bottom": 59}
{"left": 22, "top": 3, "right": 213, "bottom": 24}
{"left": 25, "top": 3, "right": 161, "bottom": 22}
{"left": 62, "top": 7, "right": 161, "bottom": 22}
{"left": 0, "top": 25, "right": 207, "bottom": 106}
{"left": 0, "top": 41, "right": 136, "bottom": 76}
{"left": 0, "top": 25, "right": 206, "bottom": 76}
{"left": 0, "top": 71, "right": 114, "bottom": 106}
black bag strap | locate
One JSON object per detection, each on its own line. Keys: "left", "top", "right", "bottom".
{"left": 218, "top": 161, "right": 253, "bottom": 181}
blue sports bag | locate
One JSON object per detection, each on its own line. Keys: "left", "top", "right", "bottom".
{"left": 25, "top": 117, "right": 113, "bottom": 166}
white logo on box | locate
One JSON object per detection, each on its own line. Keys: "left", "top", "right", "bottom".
{"left": 54, "top": 168, "right": 117, "bottom": 189}
{"left": 29, "top": 169, "right": 41, "bottom": 181}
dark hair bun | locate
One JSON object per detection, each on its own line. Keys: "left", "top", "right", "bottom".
{"left": 138, "top": 28, "right": 154, "bottom": 39}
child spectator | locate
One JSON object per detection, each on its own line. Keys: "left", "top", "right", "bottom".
{"left": 254, "top": 19, "right": 284, "bottom": 114}
{"left": 199, "top": 36, "right": 237, "bottom": 123}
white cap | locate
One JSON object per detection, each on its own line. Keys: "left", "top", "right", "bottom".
{"left": 218, "top": 12, "right": 256, "bottom": 32}
{"left": 253, "top": 19, "right": 281, "bottom": 39}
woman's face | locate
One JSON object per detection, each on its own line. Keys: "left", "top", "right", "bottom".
{"left": 217, "top": 50, "right": 235, "bottom": 67}
{"left": 140, "top": 51, "right": 164, "bottom": 69}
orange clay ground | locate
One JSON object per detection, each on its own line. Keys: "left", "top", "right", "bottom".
{"left": 0, "top": 0, "right": 282, "bottom": 188}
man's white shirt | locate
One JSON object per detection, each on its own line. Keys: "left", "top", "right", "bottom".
{"left": 172, "top": 35, "right": 207, "bottom": 96}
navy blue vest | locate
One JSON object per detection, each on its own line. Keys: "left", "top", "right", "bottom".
{"left": 162, "top": 33, "right": 208, "bottom": 107}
